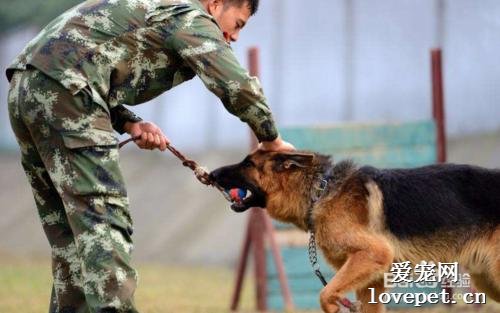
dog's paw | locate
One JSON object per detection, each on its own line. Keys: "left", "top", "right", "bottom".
{"left": 337, "top": 305, "right": 351, "bottom": 313}
{"left": 337, "top": 299, "right": 362, "bottom": 313}
{"left": 320, "top": 290, "right": 361, "bottom": 313}
{"left": 348, "top": 301, "right": 362, "bottom": 313}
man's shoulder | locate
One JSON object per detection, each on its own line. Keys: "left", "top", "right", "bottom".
{"left": 147, "top": 0, "right": 213, "bottom": 25}
{"left": 155, "top": 0, "right": 205, "bottom": 11}
{"left": 147, "top": 0, "right": 223, "bottom": 45}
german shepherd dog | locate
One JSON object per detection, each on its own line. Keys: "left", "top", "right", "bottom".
{"left": 210, "top": 151, "right": 500, "bottom": 313}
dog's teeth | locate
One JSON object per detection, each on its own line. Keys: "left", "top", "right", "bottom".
{"left": 244, "top": 190, "right": 252, "bottom": 200}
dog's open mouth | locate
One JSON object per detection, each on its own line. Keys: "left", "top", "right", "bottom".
{"left": 209, "top": 165, "right": 267, "bottom": 213}
{"left": 225, "top": 183, "right": 266, "bottom": 213}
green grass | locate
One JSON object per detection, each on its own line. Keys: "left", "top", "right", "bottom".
{"left": 1, "top": 256, "right": 499, "bottom": 313}
{"left": 134, "top": 263, "right": 256, "bottom": 313}
{"left": 0, "top": 257, "right": 256, "bottom": 313}
{"left": 0, "top": 258, "right": 52, "bottom": 311}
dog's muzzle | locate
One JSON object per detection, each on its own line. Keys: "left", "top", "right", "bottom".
{"left": 210, "top": 166, "right": 266, "bottom": 212}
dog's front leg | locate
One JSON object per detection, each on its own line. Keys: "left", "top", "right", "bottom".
{"left": 319, "top": 244, "right": 392, "bottom": 313}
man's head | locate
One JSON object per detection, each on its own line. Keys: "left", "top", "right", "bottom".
{"left": 202, "top": 0, "right": 259, "bottom": 43}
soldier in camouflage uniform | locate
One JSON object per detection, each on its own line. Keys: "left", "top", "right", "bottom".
{"left": 6, "top": 0, "right": 294, "bottom": 312}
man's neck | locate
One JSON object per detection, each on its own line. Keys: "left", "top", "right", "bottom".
{"left": 199, "top": 0, "right": 210, "bottom": 12}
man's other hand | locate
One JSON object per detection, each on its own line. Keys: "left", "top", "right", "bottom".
{"left": 257, "top": 136, "right": 295, "bottom": 152}
{"left": 123, "top": 121, "right": 169, "bottom": 151}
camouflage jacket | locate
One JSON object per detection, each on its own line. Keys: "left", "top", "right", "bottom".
{"left": 6, "top": 0, "right": 278, "bottom": 140}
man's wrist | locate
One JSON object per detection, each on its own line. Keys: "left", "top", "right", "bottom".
{"left": 261, "top": 136, "right": 282, "bottom": 150}
{"left": 252, "top": 118, "right": 279, "bottom": 143}
{"left": 123, "top": 121, "right": 137, "bottom": 134}
{"left": 258, "top": 135, "right": 295, "bottom": 152}
{"left": 110, "top": 105, "right": 143, "bottom": 134}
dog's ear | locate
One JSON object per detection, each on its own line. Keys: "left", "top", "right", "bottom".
{"left": 273, "top": 152, "right": 315, "bottom": 171}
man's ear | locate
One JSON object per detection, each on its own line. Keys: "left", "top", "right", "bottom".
{"left": 273, "top": 152, "right": 315, "bottom": 171}
{"left": 206, "top": 0, "right": 223, "bottom": 14}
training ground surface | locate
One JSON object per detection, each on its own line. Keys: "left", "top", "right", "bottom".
{"left": 1, "top": 255, "right": 500, "bottom": 313}
{"left": 0, "top": 132, "right": 499, "bottom": 312}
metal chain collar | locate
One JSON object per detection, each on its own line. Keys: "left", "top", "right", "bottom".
{"left": 308, "top": 229, "right": 328, "bottom": 286}
{"left": 306, "top": 173, "right": 359, "bottom": 312}
{"left": 307, "top": 175, "right": 330, "bottom": 287}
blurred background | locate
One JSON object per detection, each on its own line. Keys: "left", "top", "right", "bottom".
{"left": 0, "top": 0, "right": 499, "bottom": 312}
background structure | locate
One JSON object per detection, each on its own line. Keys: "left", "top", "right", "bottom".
{"left": 1, "top": 0, "right": 500, "bottom": 151}
{"left": 1, "top": 0, "right": 500, "bottom": 266}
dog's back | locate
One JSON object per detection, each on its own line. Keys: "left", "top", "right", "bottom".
{"left": 360, "top": 164, "right": 500, "bottom": 239}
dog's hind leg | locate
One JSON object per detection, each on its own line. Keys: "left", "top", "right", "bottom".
{"left": 319, "top": 238, "right": 393, "bottom": 313}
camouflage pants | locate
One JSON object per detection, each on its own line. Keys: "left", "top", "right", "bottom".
{"left": 8, "top": 69, "right": 139, "bottom": 313}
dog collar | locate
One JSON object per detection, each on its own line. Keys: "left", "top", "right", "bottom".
{"left": 306, "top": 167, "right": 358, "bottom": 311}
{"left": 307, "top": 168, "right": 334, "bottom": 228}
{"left": 311, "top": 176, "right": 330, "bottom": 203}
{"left": 305, "top": 167, "right": 334, "bottom": 287}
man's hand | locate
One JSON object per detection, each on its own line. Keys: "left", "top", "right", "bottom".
{"left": 257, "top": 136, "right": 295, "bottom": 152}
{"left": 123, "top": 121, "right": 169, "bottom": 151}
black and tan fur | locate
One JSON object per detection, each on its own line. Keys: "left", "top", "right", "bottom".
{"left": 210, "top": 151, "right": 500, "bottom": 313}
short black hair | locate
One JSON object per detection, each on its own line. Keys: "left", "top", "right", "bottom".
{"left": 225, "top": 0, "right": 259, "bottom": 15}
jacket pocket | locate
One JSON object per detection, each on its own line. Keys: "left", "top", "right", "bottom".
{"left": 61, "top": 128, "right": 118, "bottom": 149}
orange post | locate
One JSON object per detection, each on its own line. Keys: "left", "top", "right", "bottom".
{"left": 431, "top": 48, "right": 453, "bottom": 304}
{"left": 263, "top": 215, "right": 294, "bottom": 310}
{"left": 229, "top": 218, "right": 252, "bottom": 310}
{"left": 247, "top": 47, "right": 267, "bottom": 311}
{"left": 431, "top": 49, "right": 447, "bottom": 163}
{"left": 229, "top": 47, "right": 294, "bottom": 312}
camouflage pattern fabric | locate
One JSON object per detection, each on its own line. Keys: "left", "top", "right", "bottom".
{"left": 8, "top": 69, "right": 138, "bottom": 313}
{"left": 6, "top": 0, "right": 278, "bottom": 142}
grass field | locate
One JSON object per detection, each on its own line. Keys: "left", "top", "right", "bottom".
{"left": 1, "top": 256, "right": 499, "bottom": 313}
{"left": 0, "top": 256, "right": 256, "bottom": 313}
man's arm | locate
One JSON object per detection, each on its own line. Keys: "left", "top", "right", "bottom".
{"left": 165, "top": 13, "right": 279, "bottom": 143}
{"left": 111, "top": 105, "right": 169, "bottom": 151}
